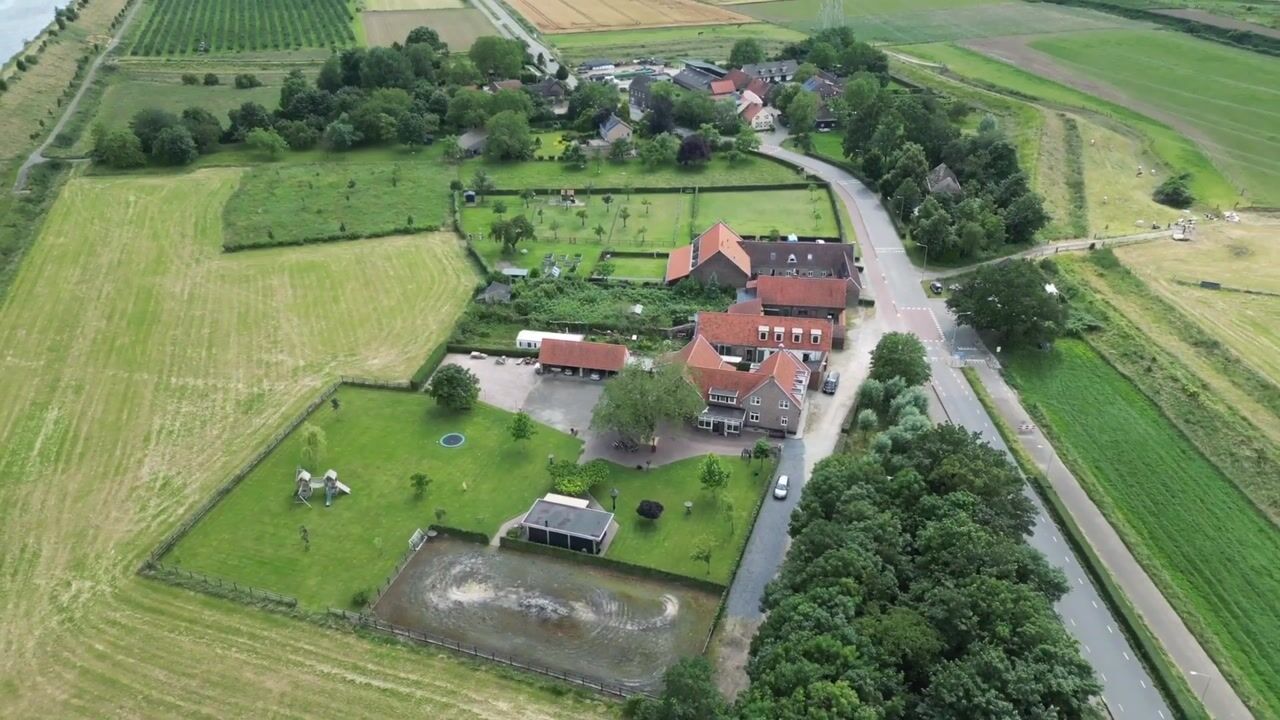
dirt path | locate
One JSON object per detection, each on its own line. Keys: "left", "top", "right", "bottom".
{"left": 12, "top": 0, "right": 145, "bottom": 193}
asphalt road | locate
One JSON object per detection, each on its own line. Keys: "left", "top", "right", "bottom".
{"left": 725, "top": 142, "right": 1181, "bottom": 718}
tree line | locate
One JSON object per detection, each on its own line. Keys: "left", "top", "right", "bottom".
{"left": 628, "top": 332, "right": 1099, "bottom": 719}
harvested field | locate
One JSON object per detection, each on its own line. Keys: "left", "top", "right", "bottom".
{"left": 1115, "top": 216, "right": 1280, "bottom": 387}
{"left": 362, "top": 8, "right": 499, "bottom": 49}
{"left": 365, "top": 0, "right": 465, "bottom": 9}
{"left": 506, "top": 0, "right": 752, "bottom": 34}
{"left": 0, "top": 170, "right": 611, "bottom": 718}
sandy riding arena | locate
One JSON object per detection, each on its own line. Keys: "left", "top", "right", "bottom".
{"left": 506, "top": 0, "right": 753, "bottom": 34}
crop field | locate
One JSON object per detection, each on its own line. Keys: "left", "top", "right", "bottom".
{"left": 738, "top": 0, "right": 1132, "bottom": 44}
{"left": 897, "top": 42, "right": 1239, "bottom": 207}
{"left": 550, "top": 23, "right": 805, "bottom": 65}
{"left": 1115, "top": 217, "right": 1280, "bottom": 387}
{"left": 1087, "top": 0, "right": 1280, "bottom": 30}
{"left": 0, "top": 171, "right": 613, "bottom": 717}
{"left": 168, "top": 389, "right": 583, "bottom": 609}
{"left": 365, "top": 0, "right": 465, "bottom": 9}
{"left": 505, "top": 0, "right": 751, "bottom": 34}
{"left": 223, "top": 156, "right": 454, "bottom": 248}
{"left": 1005, "top": 338, "right": 1280, "bottom": 717}
{"left": 131, "top": 0, "right": 356, "bottom": 55}
{"left": 363, "top": 8, "right": 499, "bottom": 50}
{"left": 1021, "top": 30, "right": 1280, "bottom": 207}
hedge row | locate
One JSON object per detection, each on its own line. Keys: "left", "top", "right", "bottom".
{"left": 428, "top": 524, "right": 491, "bottom": 545}
{"left": 224, "top": 224, "right": 442, "bottom": 252}
{"left": 444, "top": 344, "right": 539, "bottom": 358}
{"left": 409, "top": 342, "right": 449, "bottom": 390}
{"left": 499, "top": 537, "right": 727, "bottom": 594}
{"left": 961, "top": 367, "right": 1210, "bottom": 720}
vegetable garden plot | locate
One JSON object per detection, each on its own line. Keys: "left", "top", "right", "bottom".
{"left": 131, "top": 0, "right": 356, "bottom": 55}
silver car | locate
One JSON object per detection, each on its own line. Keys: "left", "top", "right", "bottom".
{"left": 773, "top": 474, "right": 790, "bottom": 500}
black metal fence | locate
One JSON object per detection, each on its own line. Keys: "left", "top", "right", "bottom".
{"left": 329, "top": 609, "right": 649, "bottom": 699}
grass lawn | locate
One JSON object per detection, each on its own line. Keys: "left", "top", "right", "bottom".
{"left": 464, "top": 187, "right": 845, "bottom": 274}
{"left": 167, "top": 387, "right": 584, "bottom": 609}
{"left": 0, "top": 168, "right": 589, "bottom": 718}
{"left": 695, "top": 188, "right": 839, "bottom": 238}
{"left": 594, "top": 456, "right": 771, "bottom": 584}
{"left": 222, "top": 149, "right": 453, "bottom": 247}
{"left": 551, "top": 23, "right": 805, "bottom": 65}
{"left": 1029, "top": 30, "right": 1280, "bottom": 207}
{"left": 607, "top": 255, "right": 670, "bottom": 280}
{"left": 740, "top": 0, "right": 1131, "bottom": 42}
{"left": 1005, "top": 338, "right": 1280, "bottom": 717}
{"left": 897, "top": 42, "right": 1238, "bottom": 207}
{"left": 459, "top": 154, "right": 804, "bottom": 190}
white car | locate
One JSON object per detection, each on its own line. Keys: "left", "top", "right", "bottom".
{"left": 773, "top": 475, "right": 790, "bottom": 500}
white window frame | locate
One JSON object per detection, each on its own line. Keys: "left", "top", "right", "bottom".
{"left": 697, "top": 417, "right": 713, "bottom": 430}
{"left": 780, "top": 416, "right": 789, "bottom": 428}
{"left": 811, "top": 333, "right": 821, "bottom": 345}
{"left": 750, "top": 396, "right": 761, "bottom": 406}
{"left": 709, "top": 392, "right": 736, "bottom": 405}
{"left": 779, "top": 399, "right": 790, "bottom": 409}
{"left": 748, "top": 412, "right": 760, "bottom": 423}
{"left": 792, "top": 331, "right": 802, "bottom": 344}
{"left": 774, "top": 331, "right": 783, "bottom": 343}
{"left": 787, "top": 254, "right": 797, "bottom": 264}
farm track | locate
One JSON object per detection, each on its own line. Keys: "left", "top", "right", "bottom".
{"left": 0, "top": 171, "right": 610, "bottom": 718}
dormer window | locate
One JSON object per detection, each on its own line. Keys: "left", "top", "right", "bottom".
{"left": 792, "top": 330, "right": 801, "bottom": 343}
{"left": 807, "top": 253, "right": 813, "bottom": 261}
{"left": 811, "top": 329, "right": 822, "bottom": 345}
{"left": 787, "top": 254, "right": 797, "bottom": 264}
{"left": 758, "top": 325, "right": 768, "bottom": 341}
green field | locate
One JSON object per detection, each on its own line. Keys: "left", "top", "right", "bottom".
{"left": 132, "top": 0, "right": 357, "bottom": 54}
{"left": 551, "top": 24, "right": 806, "bottom": 65}
{"left": 0, "top": 171, "right": 608, "bottom": 718}
{"left": 898, "top": 42, "right": 1239, "bottom": 207}
{"left": 223, "top": 154, "right": 454, "bottom": 247}
{"left": 740, "top": 0, "right": 1132, "bottom": 43}
{"left": 1005, "top": 338, "right": 1280, "bottom": 717}
{"left": 460, "top": 153, "right": 804, "bottom": 190}
{"left": 1028, "top": 29, "right": 1280, "bottom": 206}
{"left": 167, "top": 388, "right": 585, "bottom": 608}
{"left": 592, "top": 456, "right": 770, "bottom": 583}
{"left": 606, "top": 254, "right": 670, "bottom": 280}
{"left": 462, "top": 188, "right": 842, "bottom": 274}
{"left": 67, "top": 72, "right": 279, "bottom": 155}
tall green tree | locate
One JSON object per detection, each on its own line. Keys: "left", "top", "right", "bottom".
{"left": 469, "top": 36, "right": 525, "bottom": 78}
{"left": 590, "top": 364, "right": 702, "bottom": 444}
{"left": 426, "top": 364, "right": 480, "bottom": 411}
{"left": 151, "top": 126, "right": 198, "bottom": 165}
{"left": 784, "top": 91, "right": 819, "bottom": 133}
{"left": 946, "top": 260, "right": 1066, "bottom": 346}
{"left": 869, "top": 331, "right": 930, "bottom": 386}
{"left": 484, "top": 110, "right": 535, "bottom": 160}
{"left": 729, "top": 38, "right": 765, "bottom": 66}
{"left": 698, "top": 454, "right": 730, "bottom": 494}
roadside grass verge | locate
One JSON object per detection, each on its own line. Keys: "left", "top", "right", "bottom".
{"left": 166, "top": 388, "right": 585, "bottom": 609}
{"left": 895, "top": 42, "right": 1238, "bottom": 207}
{"left": 1003, "top": 338, "right": 1280, "bottom": 717}
{"left": 593, "top": 456, "right": 771, "bottom": 584}
{"left": 962, "top": 365, "right": 1210, "bottom": 720}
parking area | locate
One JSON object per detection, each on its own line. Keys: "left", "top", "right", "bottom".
{"left": 441, "top": 353, "right": 602, "bottom": 434}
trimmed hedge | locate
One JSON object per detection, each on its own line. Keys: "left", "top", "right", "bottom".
{"left": 962, "top": 367, "right": 1210, "bottom": 720}
{"left": 410, "top": 342, "right": 449, "bottom": 390}
{"left": 428, "top": 524, "right": 491, "bottom": 545}
{"left": 499, "top": 537, "right": 726, "bottom": 594}
{"left": 224, "top": 224, "right": 441, "bottom": 252}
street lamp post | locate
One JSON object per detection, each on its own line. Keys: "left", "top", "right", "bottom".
{"left": 1189, "top": 671, "right": 1212, "bottom": 703}
{"left": 610, "top": 487, "right": 619, "bottom": 512}
{"left": 916, "top": 240, "right": 929, "bottom": 279}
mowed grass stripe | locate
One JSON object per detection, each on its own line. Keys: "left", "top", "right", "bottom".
{"left": 0, "top": 172, "right": 602, "bottom": 717}
{"left": 1006, "top": 339, "right": 1280, "bottom": 716}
